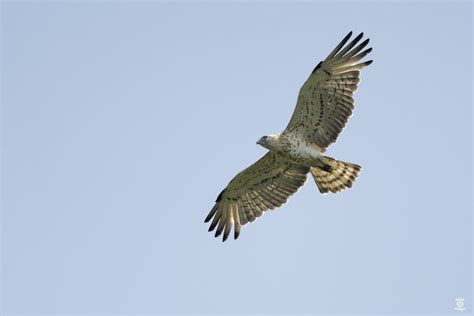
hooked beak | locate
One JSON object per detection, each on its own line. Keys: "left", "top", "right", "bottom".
{"left": 256, "top": 138, "right": 263, "bottom": 145}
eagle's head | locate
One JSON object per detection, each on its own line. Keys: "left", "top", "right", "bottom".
{"left": 256, "top": 134, "right": 280, "bottom": 150}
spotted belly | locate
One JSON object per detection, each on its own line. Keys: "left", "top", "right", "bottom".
{"left": 279, "top": 137, "right": 322, "bottom": 166}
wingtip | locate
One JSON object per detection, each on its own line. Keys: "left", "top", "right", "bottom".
{"left": 208, "top": 220, "right": 218, "bottom": 232}
{"left": 354, "top": 32, "right": 364, "bottom": 42}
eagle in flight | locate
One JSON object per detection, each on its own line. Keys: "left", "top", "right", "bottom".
{"left": 205, "top": 32, "right": 372, "bottom": 241}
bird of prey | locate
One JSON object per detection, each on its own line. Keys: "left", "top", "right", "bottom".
{"left": 205, "top": 32, "right": 372, "bottom": 241}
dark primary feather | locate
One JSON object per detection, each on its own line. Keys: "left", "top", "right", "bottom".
{"left": 334, "top": 32, "right": 364, "bottom": 58}
{"left": 324, "top": 31, "right": 353, "bottom": 61}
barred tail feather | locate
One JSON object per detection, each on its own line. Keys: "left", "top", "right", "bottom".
{"left": 311, "top": 156, "right": 361, "bottom": 194}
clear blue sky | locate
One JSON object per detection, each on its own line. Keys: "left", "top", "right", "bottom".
{"left": 2, "top": 1, "right": 472, "bottom": 315}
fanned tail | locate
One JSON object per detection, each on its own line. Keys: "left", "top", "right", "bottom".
{"left": 311, "top": 156, "right": 361, "bottom": 194}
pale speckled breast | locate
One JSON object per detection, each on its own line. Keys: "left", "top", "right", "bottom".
{"left": 278, "top": 134, "right": 322, "bottom": 166}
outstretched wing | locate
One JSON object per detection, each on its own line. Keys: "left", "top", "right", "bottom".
{"left": 283, "top": 31, "right": 373, "bottom": 151}
{"left": 205, "top": 152, "right": 309, "bottom": 241}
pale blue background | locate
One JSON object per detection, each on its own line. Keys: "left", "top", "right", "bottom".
{"left": 1, "top": 1, "right": 472, "bottom": 315}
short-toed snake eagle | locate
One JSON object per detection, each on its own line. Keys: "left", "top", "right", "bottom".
{"left": 205, "top": 32, "right": 373, "bottom": 241}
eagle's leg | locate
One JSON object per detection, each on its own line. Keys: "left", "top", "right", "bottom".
{"left": 312, "top": 157, "right": 334, "bottom": 172}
